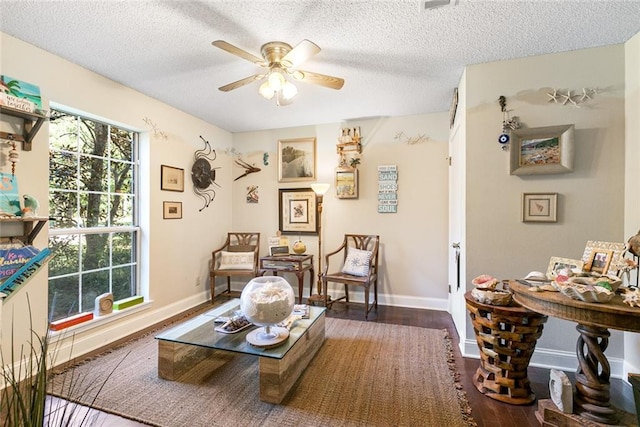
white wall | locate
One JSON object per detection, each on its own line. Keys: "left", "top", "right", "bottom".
{"left": 0, "top": 32, "right": 233, "bottom": 362}
{"left": 461, "top": 44, "right": 627, "bottom": 373}
{"left": 624, "top": 32, "right": 640, "bottom": 378}
{"left": 231, "top": 114, "right": 451, "bottom": 309}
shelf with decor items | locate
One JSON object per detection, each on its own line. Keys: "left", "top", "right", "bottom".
{"left": 0, "top": 105, "right": 48, "bottom": 151}
{"left": 0, "top": 216, "right": 49, "bottom": 245}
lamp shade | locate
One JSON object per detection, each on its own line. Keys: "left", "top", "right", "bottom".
{"left": 310, "top": 183, "right": 330, "bottom": 195}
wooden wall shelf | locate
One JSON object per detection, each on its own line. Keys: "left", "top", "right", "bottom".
{"left": 0, "top": 105, "right": 48, "bottom": 151}
{"left": 0, "top": 216, "right": 49, "bottom": 245}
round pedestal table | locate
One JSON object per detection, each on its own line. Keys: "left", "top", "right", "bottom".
{"left": 510, "top": 280, "right": 640, "bottom": 425}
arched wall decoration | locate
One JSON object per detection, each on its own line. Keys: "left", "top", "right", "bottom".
{"left": 192, "top": 135, "right": 221, "bottom": 211}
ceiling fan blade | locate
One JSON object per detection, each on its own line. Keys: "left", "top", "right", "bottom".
{"left": 281, "top": 39, "right": 320, "bottom": 68}
{"left": 295, "top": 70, "right": 345, "bottom": 90}
{"left": 212, "top": 40, "right": 266, "bottom": 66}
{"left": 218, "top": 74, "right": 265, "bottom": 92}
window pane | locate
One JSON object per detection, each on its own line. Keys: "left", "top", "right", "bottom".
{"left": 110, "top": 195, "right": 134, "bottom": 226}
{"left": 82, "top": 233, "right": 109, "bottom": 270}
{"left": 110, "top": 160, "right": 133, "bottom": 194}
{"left": 49, "top": 151, "right": 77, "bottom": 191}
{"left": 112, "top": 231, "right": 134, "bottom": 265}
{"left": 110, "top": 128, "right": 133, "bottom": 161}
{"left": 48, "top": 234, "right": 80, "bottom": 276}
{"left": 79, "top": 120, "right": 109, "bottom": 156}
{"left": 79, "top": 155, "right": 108, "bottom": 192}
{"left": 49, "top": 111, "right": 78, "bottom": 151}
{"left": 49, "top": 276, "right": 80, "bottom": 322}
{"left": 78, "top": 191, "right": 108, "bottom": 227}
{"left": 112, "top": 265, "right": 135, "bottom": 301}
{"left": 81, "top": 270, "right": 109, "bottom": 312}
{"left": 49, "top": 190, "right": 79, "bottom": 229}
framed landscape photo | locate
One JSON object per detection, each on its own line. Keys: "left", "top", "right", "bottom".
{"left": 278, "top": 188, "right": 318, "bottom": 235}
{"left": 335, "top": 168, "right": 358, "bottom": 199}
{"left": 161, "top": 165, "right": 184, "bottom": 192}
{"left": 546, "top": 257, "right": 584, "bottom": 278}
{"left": 278, "top": 137, "right": 316, "bottom": 182}
{"left": 522, "top": 193, "right": 557, "bottom": 223}
{"left": 510, "top": 124, "right": 574, "bottom": 175}
{"left": 163, "top": 201, "right": 182, "bottom": 219}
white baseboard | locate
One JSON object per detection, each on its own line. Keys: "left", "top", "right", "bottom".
{"left": 463, "top": 338, "right": 626, "bottom": 380}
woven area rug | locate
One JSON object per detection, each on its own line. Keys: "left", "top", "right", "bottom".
{"left": 49, "top": 318, "right": 476, "bottom": 427}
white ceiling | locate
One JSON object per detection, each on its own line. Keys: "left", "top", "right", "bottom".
{"left": 1, "top": 1, "right": 639, "bottom": 133}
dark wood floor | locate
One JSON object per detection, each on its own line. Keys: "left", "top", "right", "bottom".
{"left": 52, "top": 297, "right": 637, "bottom": 427}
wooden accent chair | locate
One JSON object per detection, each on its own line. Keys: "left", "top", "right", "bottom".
{"left": 210, "top": 232, "right": 260, "bottom": 301}
{"left": 321, "top": 234, "right": 380, "bottom": 320}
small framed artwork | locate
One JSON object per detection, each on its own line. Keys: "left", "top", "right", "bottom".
{"left": 585, "top": 249, "right": 614, "bottom": 274}
{"left": 163, "top": 201, "right": 182, "bottom": 219}
{"left": 278, "top": 188, "right": 318, "bottom": 235}
{"left": 581, "top": 241, "right": 627, "bottom": 276}
{"left": 278, "top": 137, "right": 316, "bottom": 182}
{"left": 522, "top": 193, "right": 558, "bottom": 223}
{"left": 161, "top": 165, "right": 184, "bottom": 192}
{"left": 546, "top": 257, "right": 584, "bottom": 278}
{"left": 510, "top": 124, "right": 574, "bottom": 175}
{"left": 335, "top": 168, "right": 358, "bottom": 199}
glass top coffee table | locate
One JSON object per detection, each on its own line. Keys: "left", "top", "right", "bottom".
{"left": 155, "top": 299, "right": 326, "bottom": 403}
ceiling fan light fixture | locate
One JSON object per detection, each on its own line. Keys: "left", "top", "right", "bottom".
{"left": 267, "top": 69, "right": 286, "bottom": 91}
{"left": 259, "top": 81, "right": 275, "bottom": 99}
{"left": 291, "top": 70, "right": 304, "bottom": 81}
{"left": 281, "top": 81, "right": 298, "bottom": 100}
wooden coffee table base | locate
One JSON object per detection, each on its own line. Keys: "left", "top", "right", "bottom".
{"left": 158, "top": 312, "right": 325, "bottom": 404}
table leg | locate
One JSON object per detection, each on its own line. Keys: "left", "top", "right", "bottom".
{"left": 309, "top": 267, "right": 314, "bottom": 299}
{"left": 574, "top": 324, "right": 618, "bottom": 424}
{"left": 294, "top": 271, "right": 304, "bottom": 304}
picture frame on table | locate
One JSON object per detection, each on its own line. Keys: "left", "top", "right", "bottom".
{"left": 278, "top": 188, "right": 318, "bottom": 235}
{"left": 522, "top": 193, "right": 558, "bottom": 223}
{"left": 278, "top": 137, "right": 316, "bottom": 182}
{"left": 160, "top": 165, "right": 184, "bottom": 192}
{"left": 546, "top": 257, "right": 584, "bottom": 278}
{"left": 585, "top": 250, "right": 613, "bottom": 274}
{"left": 163, "top": 201, "right": 182, "bottom": 219}
{"left": 335, "top": 168, "right": 358, "bottom": 199}
{"left": 510, "top": 124, "right": 574, "bottom": 175}
{"left": 581, "top": 241, "right": 627, "bottom": 276}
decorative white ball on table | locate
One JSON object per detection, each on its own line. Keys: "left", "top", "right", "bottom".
{"left": 240, "top": 276, "right": 295, "bottom": 347}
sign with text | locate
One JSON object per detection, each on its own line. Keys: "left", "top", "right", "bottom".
{"left": 377, "top": 165, "right": 398, "bottom": 214}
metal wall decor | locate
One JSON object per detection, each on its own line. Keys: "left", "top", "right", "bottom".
{"left": 497, "top": 95, "right": 521, "bottom": 151}
{"left": 191, "top": 135, "right": 221, "bottom": 211}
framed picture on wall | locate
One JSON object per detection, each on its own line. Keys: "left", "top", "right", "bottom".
{"left": 163, "top": 201, "right": 182, "bottom": 219}
{"left": 278, "top": 137, "right": 316, "bottom": 182}
{"left": 161, "top": 165, "right": 184, "bottom": 192}
{"left": 522, "top": 193, "right": 557, "bottom": 223}
{"left": 510, "top": 124, "right": 574, "bottom": 175}
{"left": 278, "top": 188, "right": 318, "bottom": 235}
{"left": 335, "top": 168, "right": 358, "bottom": 199}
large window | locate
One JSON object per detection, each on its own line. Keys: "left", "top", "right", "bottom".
{"left": 48, "top": 108, "right": 139, "bottom": 322}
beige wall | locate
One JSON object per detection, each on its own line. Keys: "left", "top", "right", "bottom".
{"left": 230, "top": 114, "right": 451, "bottom": 308}
{"left": 624, "top": 32, "right": 640, "bottom": 377}
{"left": 0, "top": 32, "right": 233, "bottom": 361}
{"left": 461, "top": 44, "right": 627, "bottom": 372}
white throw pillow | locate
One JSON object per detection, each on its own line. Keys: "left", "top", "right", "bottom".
{"left": 218, "top": 251, "right": 255, "bottom": 270}
{"left": 341, "top": 248, "right": 372, "bottom": 277}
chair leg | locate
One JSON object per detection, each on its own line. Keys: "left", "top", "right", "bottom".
{"left": 364, "top": 286, "right": 370, "bottom": 321}
{"left": 323, "top": 278, "right": 329, "bottom": 308}
{"left": 210, "top": 274, "right": 216, "bottom": 302}
{"left": 344, "top": 284, "right": 349, "bottom": 302}
{"left": 226, "top": 277, "right": 231, "bottom": 294}
{"left": 374, "top": 279, "right": 378, "bottom": 310}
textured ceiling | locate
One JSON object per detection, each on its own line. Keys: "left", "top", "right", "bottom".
{"left": 1, "top": 0, "right": 639, "bottom": 133}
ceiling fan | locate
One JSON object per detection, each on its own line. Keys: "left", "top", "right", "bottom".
{"left": 212, "top": 39, "right": 345, "bottom": 105}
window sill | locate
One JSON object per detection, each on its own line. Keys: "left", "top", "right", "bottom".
{"left": 48, "top": 299, "right": 153, "bottom": 339}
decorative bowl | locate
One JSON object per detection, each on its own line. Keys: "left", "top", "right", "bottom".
{"left": 552, "top": 281, "right": 614, "bottom": 303}
{"left": 471, "top": 288, "right": 513, "bottom": 306}
{"left": 471, "top": 274, "right": 499, "bottom": 290}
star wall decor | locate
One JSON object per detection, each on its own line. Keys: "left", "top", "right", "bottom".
{"left": 546, "top": 88, "right": 598, "bottom": 107}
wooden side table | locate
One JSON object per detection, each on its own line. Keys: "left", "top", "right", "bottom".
{"left": 259, "top": 254, "right": 314, "bottom": 304}
{"left": 464, "top": 291, "right": 548, "bottom": 405}
{"left": 510, "top": 279, "right": 640, "bottom": 425}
